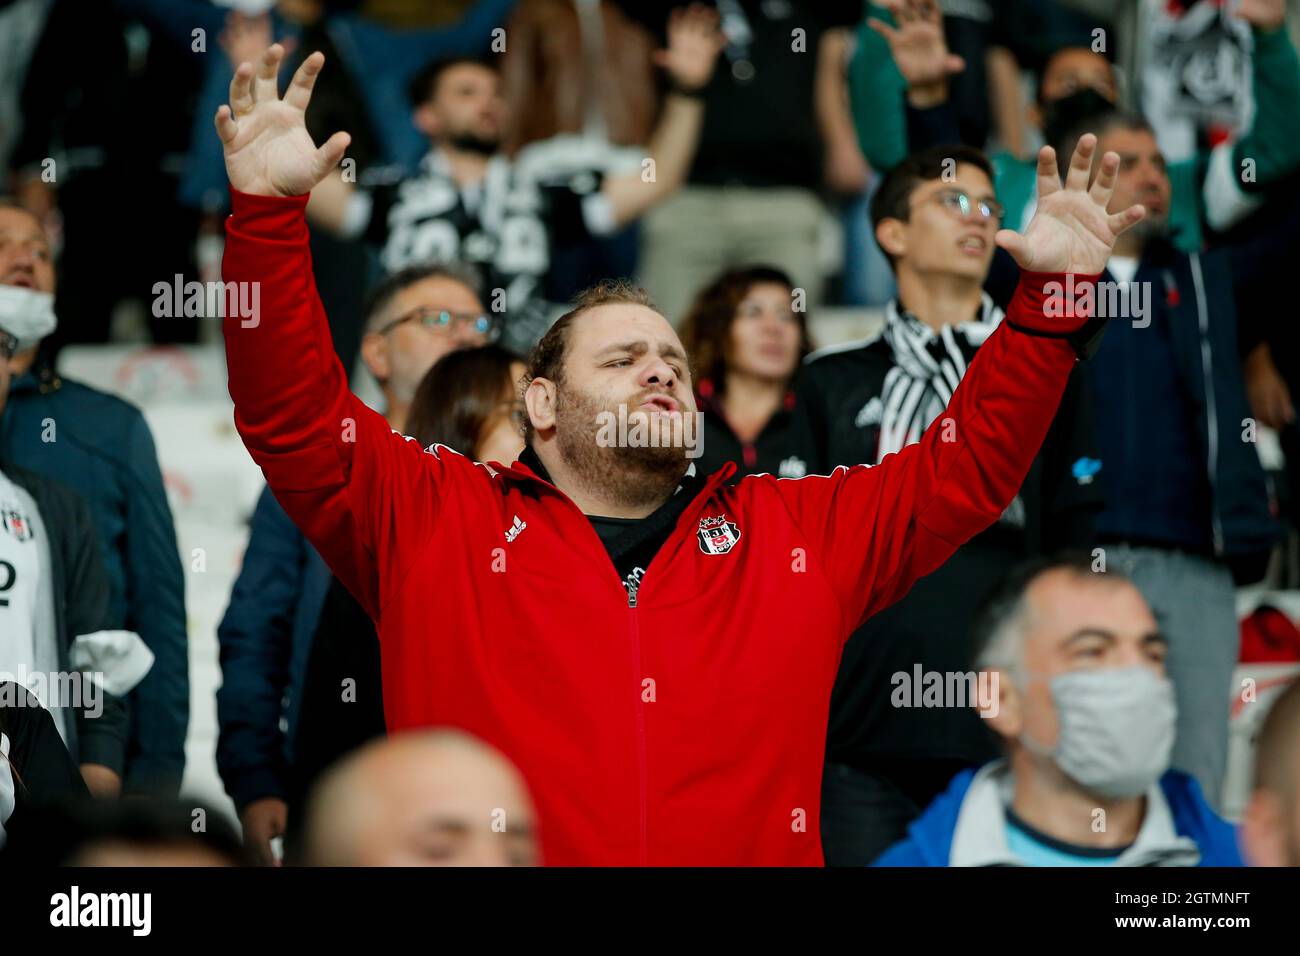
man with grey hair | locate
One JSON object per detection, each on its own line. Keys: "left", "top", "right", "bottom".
{"left": 875, "top": 554, "right": 1243, "bottom": 867}
{"left": 302, "top": 728, "right": 538, "bottom": 867}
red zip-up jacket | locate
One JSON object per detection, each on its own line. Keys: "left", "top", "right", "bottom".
{"left": 223, "top": 189, "right": 1098, "bottom": 865}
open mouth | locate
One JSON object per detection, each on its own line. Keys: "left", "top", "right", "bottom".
{"left": 4, "top": 275, "right": 34, "bottom": 289}
{"left": 639, "top": 394, "right": 679, "bottom": 414}
{"left": 957, "top": 235, "right": 987, "bottom": 253}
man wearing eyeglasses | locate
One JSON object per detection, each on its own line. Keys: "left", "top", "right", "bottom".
{"left": 217, "top": 260, "right": 494, "bottom": 865}
{"left": 793, "top": 143, "right": 1106, "bottom": 865}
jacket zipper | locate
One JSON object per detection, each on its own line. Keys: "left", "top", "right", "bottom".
{"left": 626, "top": 588, "right": 648, "bottom": 865}
{"left": 498, "top": 461, "right": 734, "bottom": 865}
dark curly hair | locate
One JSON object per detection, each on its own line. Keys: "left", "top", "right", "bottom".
{"left": 678, "top": 266, "right": 810, "bottom": 397}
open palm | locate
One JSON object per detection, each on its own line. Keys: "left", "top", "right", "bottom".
{"left": 214, "top": 45, "right": 350, "bottom": 198}
{"left": 997, "top": 134, "right": 1145, "bottom": 275}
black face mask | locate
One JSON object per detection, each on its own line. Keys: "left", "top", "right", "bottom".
{"left": 1041, "top": 87, "right": 1116, "bottom": 155}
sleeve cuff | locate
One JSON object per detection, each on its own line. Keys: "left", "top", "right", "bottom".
{"left": 228, "top": 188, "right": 311, "bottom": 243}
{"left": 1009, "top": 271, "right": 1104, "bottom": 334}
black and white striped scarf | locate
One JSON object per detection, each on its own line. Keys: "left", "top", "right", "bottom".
{"left": 877, "top": 293, "right": 1002, "bottom": 462}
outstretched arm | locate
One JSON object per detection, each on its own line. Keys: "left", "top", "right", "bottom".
{"left": 775, "top": 135, "right": 1145, "bottom": 632}
{"left": 216, "top": 46, "right": 464, "bottom": 619}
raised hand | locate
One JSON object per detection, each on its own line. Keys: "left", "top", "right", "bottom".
{"left": 653, "top": 3, "right": 725, "bottom": 91}
{"left": 868, "top": 0, "right": 965, "bottom": 90}
{"left": 214, "top": 45, "right": 350, "bottom": 198}
{"left": 1234, "top": 0, "right": 1285, "bottom": 31}
{"left": 995, "top": 134, "right": 1145, "bottom": 275}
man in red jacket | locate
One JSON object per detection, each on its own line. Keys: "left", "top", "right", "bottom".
{"left": 214, "top": 46, "right": 1145, "bottom": 865}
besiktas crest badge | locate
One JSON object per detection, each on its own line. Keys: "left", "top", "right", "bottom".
{"left": 697, "top": 514, "right": 742, "bottom": 555}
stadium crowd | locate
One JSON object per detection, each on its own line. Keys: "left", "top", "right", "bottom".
{"left": 2, "top": 0, "right": 1300, "bottom": 868}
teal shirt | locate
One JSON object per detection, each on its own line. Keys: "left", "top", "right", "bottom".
{"left": 849, "top": 17, "right": 1300, "bottom": 252}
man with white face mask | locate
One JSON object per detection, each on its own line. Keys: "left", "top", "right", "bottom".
{"left": 874, "top": 554, "right": 1243, "bottom": 866}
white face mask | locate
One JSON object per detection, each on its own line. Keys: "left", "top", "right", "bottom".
{"left": 1022, "top": 666, "right": 1177, "bottom": 799}
{"left": 0, "top": 284, "right": 57, "bottom": 351}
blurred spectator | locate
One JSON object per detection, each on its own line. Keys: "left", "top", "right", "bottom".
{"left": 1052, "top": 110, "right": 1277, "bottom": 807}
{"left": 856, "top": 0, "right": 1300, "bottom": 252}
{"left": 302, "top": 729, "right": 538, "bottom": 866}
{"left": 875, "top": 555, "right": 1243, "bottom": 867}
{"left": 1, "top": 681, "right": 89, "bottom": 847}
{"left": 795, "top": 145, "right": 1101, "bottom": 864}
{"left": 0, "top": 0, "right": 52, "bottom": 195}
{"left": 117, "top": 0, "right": 518, "bottom": 210}
{"left": 498, "top": 0, "right": 661, "bottom": 155}
{"left": 1057, "top": 0, "right": 1299, "bottom": 162}
{"left": 405, "top": 343, "right": 526, "bottom": 462}
{"left": 0, "top": 314, "right": 141, "bottom": 798}
{"left": 2, "top": 794, "right": 245, "bottom": 866}
{"left": 638, "top": 0, "right": 862, "bottom": 323}
{"left": 308, "top": 6, "right": 724, "bottom": 354}
{"left": 1242, "top": 677, "right": 1300, "bottom": 866}
{"left": 217, "top": 262, "right": 490, "bottom": 864}
{"left": 820, "top": 23, "right": 896, "bottom": 307}
{"left": 678, "top": 265, "right": 811, "bottom": 478}
{"left": 11, "top": 0, "right": 139, "bottom": 349}
{"left": 0, "top": 202, "right": 188, "bottom": 796}
{"left": 497, "top": 0, "right": 665, "bottom": 300}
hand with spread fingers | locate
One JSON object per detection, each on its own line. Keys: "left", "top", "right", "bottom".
{"left": 995, "top": 134, "right": 1146, "bottom": 276}
{"left": 214, "top": 45, "right": 350, "bottom": 198}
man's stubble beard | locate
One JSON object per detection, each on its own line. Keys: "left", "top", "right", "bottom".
{"left": 554, "top": 383, "right": 690, "bottom": 510}
{"left": 447, "top": 131, "right": 499, "bottom": 156}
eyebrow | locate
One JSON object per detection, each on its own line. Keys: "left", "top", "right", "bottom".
{"left": 1062, "top": 628, "right": 1168, "bottom": 647}
{"left": 927, "top": 184, "right": 999, "bottom": 203}
{"left": 1062, "top": 628, "right": 1116, "bottom": 647}
{"left": 419, "top": 817, "right": 537, "bottom": 838}
{"left": 594, "top": 341, "right": 688, "bottom": 364}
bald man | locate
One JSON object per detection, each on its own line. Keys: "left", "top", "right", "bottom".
{"left": 302, "top": 730, "right": 538, "bottom": 867}
{"left": 1242, "top": 679, "right": 1300, "bottom": 867}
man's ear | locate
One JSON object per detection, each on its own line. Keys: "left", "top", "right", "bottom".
{"left": 875, "top": 218, "right": 908, "bottom": 261}
{"left": 413, "top": 104, "right": 439, "bottom": 140}
{"left": 981, "top": 667, "right": 1021, "bottom": 743}
{"left": 360, "top": 331, "right": 389, "bottom": 383}
{"left": 524, "top": 377, "right": 557, "bottom": 434}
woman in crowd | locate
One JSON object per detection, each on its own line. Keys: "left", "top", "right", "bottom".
{"left": 406, "top": 344, "right": 527, "bottom": 464}
{"left": 679, "top": 266, "right": 812, "bottom": 479}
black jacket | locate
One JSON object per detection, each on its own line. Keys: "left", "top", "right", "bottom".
{"left": 2, "top": 463, "right": 129, "bottom": 772}
{"left": 792, "top": 327, "right": 1102, "bottom": 767}
{"left": 1, "top": 682, "right": 89, "bottom": 840}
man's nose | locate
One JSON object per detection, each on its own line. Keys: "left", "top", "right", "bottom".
{"left": 4, "top": 249, "right": 36, "bottom": 273}
{"left": 641, "top": 359, "right": 676, "bottom": 388}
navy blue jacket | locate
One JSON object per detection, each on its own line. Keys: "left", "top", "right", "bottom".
{"left": 2, "top": 364, "right": 188, "bottom": 793}
{"left": 216, "top": 486, "right": 331, "bottom": 812}
{"left": 874, "top": 765, "right": 1244, "bottom": 867}
{"left": 1093, "top": 241, "right": 1277, "bottom": 573}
